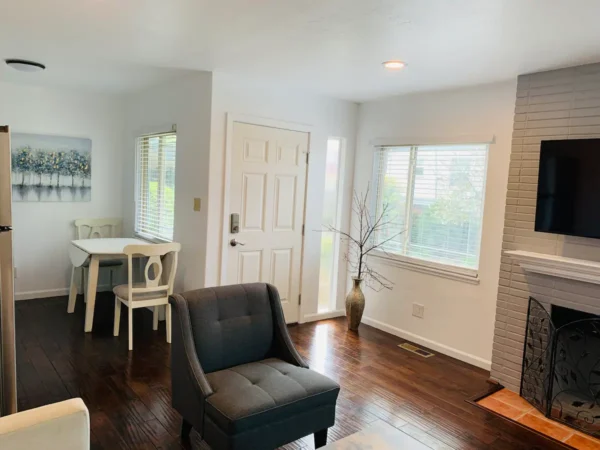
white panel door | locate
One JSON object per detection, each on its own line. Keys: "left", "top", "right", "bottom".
{"left": 226, "top": 122, "right": 308, "bottom": 323}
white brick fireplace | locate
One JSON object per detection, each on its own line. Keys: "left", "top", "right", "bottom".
{"left": 491, "top": 62, "right": 600, "bottom": 392}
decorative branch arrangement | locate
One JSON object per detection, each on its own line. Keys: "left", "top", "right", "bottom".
{"left": 323, "top": 185, "right": 404, "bottom": 292}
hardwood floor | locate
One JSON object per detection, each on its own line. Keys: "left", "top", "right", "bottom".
{"left": 15, "top": 294, "right": 567, "bottom": 449}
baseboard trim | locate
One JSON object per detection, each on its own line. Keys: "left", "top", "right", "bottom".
{"left": 302, "top": 309, "right": 345, "bottom": 323}
{"left": 361, "top": 316, "right": 492, "bottom": 371}
{"left": 16, "top": 285, "right": 113, "bottom": 301}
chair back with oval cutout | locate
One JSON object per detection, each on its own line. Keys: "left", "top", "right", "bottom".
{"left": 75, "top": 218, "right": 122, "bottom": 239}
{"left": 123, "top": 243, "right": 181, "bottom": 301}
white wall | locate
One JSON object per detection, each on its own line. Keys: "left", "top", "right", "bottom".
{"left": 123, "top": 72, "right": 213, "bottom": 292}
{"left": 1, "top": 82, "right": 126, "bottom": 299}
{"left": 206, "top": 72, "right": 359, "bottom": 319}
{"left": 353, "top": 81, "right": 517, "bottom": 368}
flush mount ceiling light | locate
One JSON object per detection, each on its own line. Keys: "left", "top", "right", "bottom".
{"left": 4, "top": 59, "right": 46, "bottom": 72}
{"left": 382, "top": 60, "right": 406, "bottom": 70}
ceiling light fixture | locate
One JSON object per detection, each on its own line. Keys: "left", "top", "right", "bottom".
{"left": 4, "top": 59, "right": 46, "bottom": 72}
{"left": 382, "top": 60, "right": 406, "bottom": 70}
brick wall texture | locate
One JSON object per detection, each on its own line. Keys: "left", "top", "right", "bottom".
{"left": 492, "top": 63, "right": 600, "bottom": 392}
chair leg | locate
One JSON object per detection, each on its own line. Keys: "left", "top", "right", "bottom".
{"left": 83, "top": 267, "right": 88, "bottom": 303}
{"left": 68, "top": 266, "right": 78, "bottom": 313}
{"left": 153, "top": 306, "right": 159, "bottom": 331}
{"left": 79, "top": 266, "right": 85, "bottom": 295}
{"left": 314, "top": 429, "right": 328, "bottom": 448}
{"left": 113, "top": 297, "right": 121, "bottom": 337}
{"left": 128, "top": 305, "right": 133, "bottom": 351}
{"left": 181, "top": 418, "right": 193, "bottom": 439}
{"left": 166, "top": 304, "right": 172, "bottom": 344}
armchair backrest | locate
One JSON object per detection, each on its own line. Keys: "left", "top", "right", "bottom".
{"left": 174, "top": 283, "right": 275, "bottom": 373}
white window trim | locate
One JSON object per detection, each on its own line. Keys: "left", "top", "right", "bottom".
{"left": 133, "top": 231, "right": 173, "bottom": 244}
{"left": 370, "top": 134, "right": 496, "bottom": 147}
{"left": 371, "top": 139, "right": 492, "bottom": 284}
{"left": 369, "top": 250, "right": 480, "bottom": 284}
{"left": 134, "top": 127, "right": 176, "bottom": 243}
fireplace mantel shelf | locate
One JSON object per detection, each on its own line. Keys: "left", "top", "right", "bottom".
{"left": 504, "top": 250, "right": 600, "bottom": 285}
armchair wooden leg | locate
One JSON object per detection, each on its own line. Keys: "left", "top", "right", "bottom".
{"left": 314, "top": 428, "right": 328, "bottom": 448}
{"left": 181, "top": 418, "right": 193, "bottom": 439}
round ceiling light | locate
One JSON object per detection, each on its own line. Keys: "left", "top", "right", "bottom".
{"left": 382, "top": 60, "right": 406, "bottom": 70}
{"left": 5, "top": 59, "right": 46, "bottom": 72}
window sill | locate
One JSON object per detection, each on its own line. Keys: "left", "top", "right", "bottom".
{"left": 369, "top": 251, "right": 480, "bottom": 285}
{"left": 134, "top": 232, "right": 172, "bottom": 244}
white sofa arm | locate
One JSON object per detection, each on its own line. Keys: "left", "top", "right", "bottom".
{"left": 0, "top": 398, "right": 89, "bottom": 450}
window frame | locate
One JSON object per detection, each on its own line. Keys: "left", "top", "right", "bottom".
{"left": 370, "top": 142, "right": 490, "bottom": 284}
{"left": 318, "top": 137, "right": 346, "bottom": 313}
{"left": 134, "top": 130, "right": 177, "bottom": 243}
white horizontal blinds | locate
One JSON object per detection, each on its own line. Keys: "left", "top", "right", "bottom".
{"left": 374, "top": 146, "right": 412, "bottom": 253}
{"left": 407, "top": 144, "right": 487, "bottom": 269}
{"left": 136, "top": 132, "right": 176, "bottom": 241}
{"left": 374, "top": 143, "right": 488, "bottom": 269}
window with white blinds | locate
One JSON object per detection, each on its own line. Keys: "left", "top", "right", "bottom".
{"left": 135, "top": 132, "right": 177, "bottom": 242}
{"left": 373, "top": 144, "right": 488, "bottom": 270}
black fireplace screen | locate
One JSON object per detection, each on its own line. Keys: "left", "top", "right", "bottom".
{"left": 521, "top": 297, "right": 600, "bottom": 438}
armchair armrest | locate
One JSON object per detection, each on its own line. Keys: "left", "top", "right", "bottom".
{"left": 169, "top": 293, "right": 213, "bottom": 436}
{"left": 0, "top": 398, "right": 89, "bottom": 450}
{"left": 267, "top": 284, "right": 309, "bottom": 369}
{"left": 170, "top": 293, "right": 214, "bottom": 397}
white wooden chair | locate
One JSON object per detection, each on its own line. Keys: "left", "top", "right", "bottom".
{"left": 113, "top": 243, "right": 180, "bottom": 351}
{"left": 70, "top": 218, "right": 123, "bottom": 313}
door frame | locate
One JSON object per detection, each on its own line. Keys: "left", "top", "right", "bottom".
{"left": 219, "top": 113, "right": 313, "bottom": 322}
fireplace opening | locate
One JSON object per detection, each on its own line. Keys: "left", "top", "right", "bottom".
{"left": 521, "top": 297, "right": 600, "bottom": 439}
{"left": 552, "top": 304, "right": 598, "bottom": 328}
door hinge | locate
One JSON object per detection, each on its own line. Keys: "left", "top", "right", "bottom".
{"left": 302, "top": 224, "right": 305, "bottom": 236}
{"left": 298, "top": 294, "right": 302, "bottom": 305}
{"left": 306, "top": 152, "right": 310, "bottom": 164}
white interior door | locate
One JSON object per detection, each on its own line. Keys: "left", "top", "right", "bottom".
{"left": 225, "top": 122, "right": 309, "bottom": 323}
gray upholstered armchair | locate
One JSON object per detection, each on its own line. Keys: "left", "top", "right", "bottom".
{"left": 169, "top": 283, "right": 340, "bottom": 450}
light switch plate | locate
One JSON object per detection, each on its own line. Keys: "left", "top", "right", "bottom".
{"left": 193, "top": 198, "right": 201, "bottom": 211}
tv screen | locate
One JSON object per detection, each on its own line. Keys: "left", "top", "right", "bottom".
{"left": 535, "top": 138, "right": 600, "bottom": 239}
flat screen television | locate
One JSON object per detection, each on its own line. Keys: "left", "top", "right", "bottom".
{"left": 535, "top": 138, "right": 600, "bottom": 239}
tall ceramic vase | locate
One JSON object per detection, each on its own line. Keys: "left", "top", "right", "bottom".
{"left": 345, "top": 277, "right": 365, "bottom": 331}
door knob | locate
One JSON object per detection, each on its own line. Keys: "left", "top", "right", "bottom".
{"left": 230, "top": 239, "right": 246, "bottom": 247}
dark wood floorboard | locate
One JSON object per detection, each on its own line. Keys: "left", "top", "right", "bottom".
{"left": 15, "top": 293, "right": 568, "bottom": 449}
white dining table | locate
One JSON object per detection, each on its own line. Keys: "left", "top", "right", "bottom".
{"left": 68, "top": 238, "right": 152, "bottom": 332}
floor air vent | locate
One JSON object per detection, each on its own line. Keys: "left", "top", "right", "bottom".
{"left": 398, "top": 342, "right": 434, "bottom": 358}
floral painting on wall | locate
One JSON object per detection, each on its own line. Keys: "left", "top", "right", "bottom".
{"left": 10, "top": 133, "right": 92, "bottom": 202}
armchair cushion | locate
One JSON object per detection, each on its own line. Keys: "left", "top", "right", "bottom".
{"left": 205, "top": 358, "right": 339, "bottom": 434}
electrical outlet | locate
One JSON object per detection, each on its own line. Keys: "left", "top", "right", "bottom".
{"left": 193, "top": 198, "right": 201, "bottom": 212}
{"left": 412, "top": 303, "right": 424, "bottom": 319}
